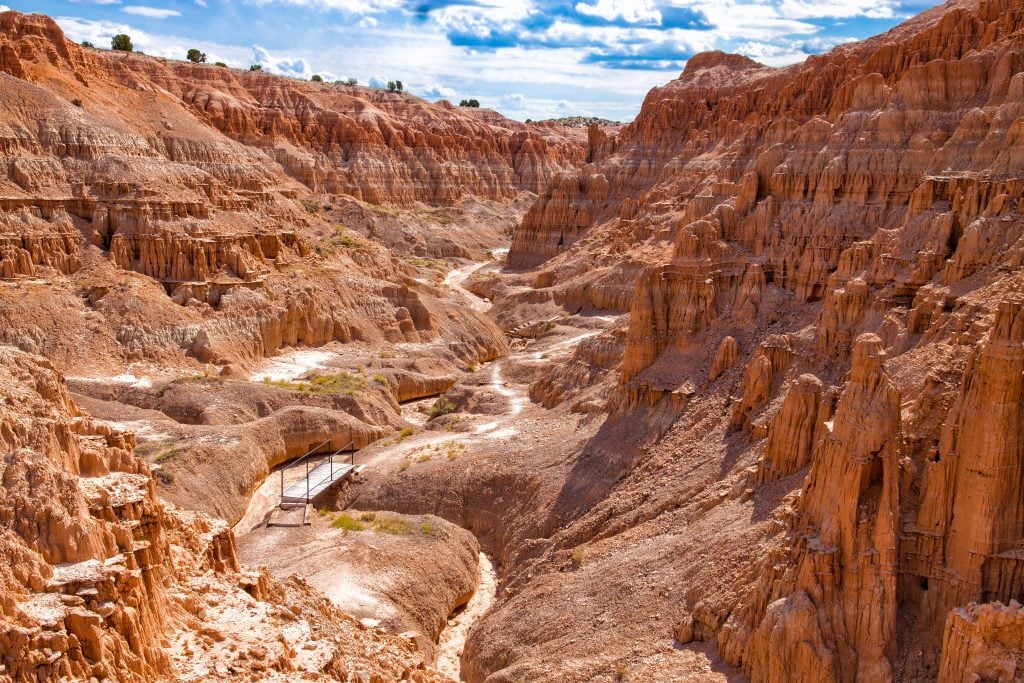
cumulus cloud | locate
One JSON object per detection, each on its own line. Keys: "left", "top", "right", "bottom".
{"left": 367, "top": 76, "right": 388, "bottom": 88}
{"left": 51, "top": 0, "right": 916, "bottom": 124}
{"left": 499, "top": 93, "right": 527, "bottom": 111}
{"left": 69, "top": 0, "right": 123, "bottom": 5}
{"left": 777, "top": 0, "right": 896, "bottom": 20}
{"left": 418, "top": 83, "right": 458, "bottom": 99}
{"left": 250, "top": 0, "right": 404, "bottom": 13}
{"left": 575, "top": 0, "right": 660, "bottom": 24}
{"left": 252, "top": 45, "right": 314, "bottom": 77}
{"left": 122, "top": 5, "right": 181, "bottom": 18}
{"left": 0, "top": 4, "right": 10, "bottom": 10}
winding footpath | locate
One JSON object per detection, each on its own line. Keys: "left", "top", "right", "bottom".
{"left": 236, "top": 251, "right": 607, "bottom": 680}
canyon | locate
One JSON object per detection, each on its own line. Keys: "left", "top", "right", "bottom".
{"left": 1, "top": 0, "right": 1024, "bottom": 680}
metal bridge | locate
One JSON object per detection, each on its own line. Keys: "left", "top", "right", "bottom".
{"left": 279, "top": 439, "right": 359, "bottom": 509}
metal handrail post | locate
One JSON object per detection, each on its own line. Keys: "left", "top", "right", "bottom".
{"left": 306, "top": 459, "right": 310, "bottom": 502}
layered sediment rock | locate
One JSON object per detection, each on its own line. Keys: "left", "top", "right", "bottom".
{"left": 744, "top": 334, "right": 902, "bottom": 681}
{"left": 755, "top": 373, "right": 825, "bottom": 483}
{"left": 0, "top": 10, "right": 568, "bottom": 375}
{"left": 0, "top": 11, "right": 584, "bottom": 208}
{"left": 938, "top": 602, "right": 1024, "bottom": 682}
{"left": 0, "top": 346, "right": 447, "bottom": 681}
{"left": 473, "top": 0, "right": 1024, "bottom": 680}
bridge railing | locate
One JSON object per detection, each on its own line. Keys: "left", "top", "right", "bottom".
{"left": 279, "top": 439, "right": 355, "bottom": 506}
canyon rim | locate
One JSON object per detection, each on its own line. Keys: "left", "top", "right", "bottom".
{"left": 1, "top": 0, "right": 1024, "bottom": 681}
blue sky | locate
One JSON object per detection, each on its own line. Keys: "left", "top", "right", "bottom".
{"left": 6, "top": 0, "right": 938, "bottom": 121}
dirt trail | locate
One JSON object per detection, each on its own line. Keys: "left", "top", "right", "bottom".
{"left": 233, "top": 254, "right": 602, "bottom": 679}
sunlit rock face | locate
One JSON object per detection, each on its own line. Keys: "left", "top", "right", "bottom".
{"left": 494, "top": 0, "right": 1024, "bottom": 680}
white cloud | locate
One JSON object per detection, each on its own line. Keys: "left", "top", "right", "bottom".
{"left": 122, "top": 5, "right": 181, "bottom": 18}
{"left": 0, "top": 4, "right": 10, "bottom": 10}
{"left": 419, "top": 83, "right": 457, "bottom": 100}
{"left": 69, "top": 0, "right": 122, "bottom": 4}
{"left": 776, "top": 0, "right": 896, "bottom": 20}
{"left": 51, "top": 0, "right": 910, "bottom": 123}
{"left": 575, "top": 0, "right": 660, "bottom": 24}
{"left": 252, "top": 45, "right": 313, "bottom": 77}
{"left": 248, "top": 0, "right": 403, "bottom": 14}
{"left": 499, "top": 93, "right": 527, "bottom": 111}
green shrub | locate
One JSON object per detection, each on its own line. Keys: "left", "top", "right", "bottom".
{"left": 155, "top": 469, "right": 175, "bottom": 485}
{"left": 311, "top": 74, "right": 323, "bottom": 82}
{"left": 428, "top": 396, "right": 457, "bottom": 418}
{"left": 186, "top": 48, "right": 206, "bottom": 63}
{"left": 331, "top": 513, "right": 366, "bottom": 532}
{"left": 81, "top": 40, "right": 94, "bottom": 48}
{"left": 214, "top": 61, "right": 228, "bottom": 67}
{"left": 374, "top": 517, "right": 411, "bottom": 535}
{"left": 459, "top": 99, "right": 480, "bottom": 107}
{"left": 111, "top": 34, "right": 133, "bottom": 52}
{"left": 346, "top": 77, "right": 358, "bottom": 86}
{"left": 398, "top": 426, "right": 415, "bottom": 441}
{"left": 421, "top": 522, "right": 433, "bottom": 535}
{"left": 263, "top": 372, "right": 365, "bottom": 395}
{"left": 249, "top": 64, "right": 263, "bottom": 71}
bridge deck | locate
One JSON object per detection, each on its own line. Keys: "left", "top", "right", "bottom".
{"left": 280, "top": 459, "right": 354, "bottom": 506}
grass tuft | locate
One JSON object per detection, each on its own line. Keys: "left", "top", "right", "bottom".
{"left": 263, "top": 372, "right": 366, "bottom": 396}
{"left": 330, "top": 513, "right": 366, "bottom": 532}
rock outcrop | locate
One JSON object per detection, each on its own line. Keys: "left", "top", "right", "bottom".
{"left": 0, "top": 12, "right": 583, "bottom": 208}
{"left": 745, "top": 334, "right": 902, "bottom": 681}
{"left": 0, "top": 10, "right": 573, "bottom": 377}
{"left": 462, "top": 0, "right": 1024, "bottom": 680}
{"left": 0, "top": 345, "right": 449, "bottom": 681}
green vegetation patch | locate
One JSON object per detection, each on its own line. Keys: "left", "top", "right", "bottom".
{"left": 313, "top": 225, "right": 370, "bottom": 255}
{"left": 136, "top": 440, "right": 183, "bottom": 464}
{"left": 262, "top": 371, "right": 366, "bottom": 396}
{"left": 330, "top": 511, "right": 415, "bottom": 535}
{"left": 428, "top": 396, "right": 457, "bottom": 418}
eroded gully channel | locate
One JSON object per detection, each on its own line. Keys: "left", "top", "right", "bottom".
{"left": 234, "top": 249, "right": 604, "bottom": 680}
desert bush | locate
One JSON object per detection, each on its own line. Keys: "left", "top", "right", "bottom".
{"left": 249, "top": 64, "right": 263, "bottom": 71}
{"left": 311, "top": 74, "right": 323, "bottom": 82}
{"left": 428, "top": 396, "right": 457, "bottom": 417}
{"left": 186, "top": 48, "right": 206, "bottom": 63}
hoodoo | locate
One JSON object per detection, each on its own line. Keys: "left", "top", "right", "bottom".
{"left": 1, "top": 0, "right": 1024, "bottom": 680}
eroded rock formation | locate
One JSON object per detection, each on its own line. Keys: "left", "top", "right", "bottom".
{"left": 459, "top": 0, "right": 1024, "bottom": 680}
{"left": 0, "top": 346, "right": 447, "bottom": 681}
